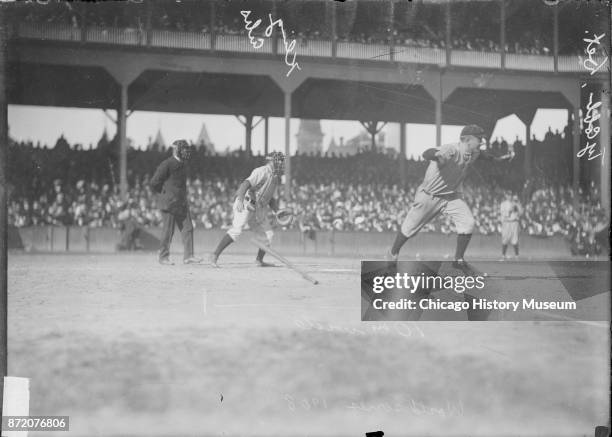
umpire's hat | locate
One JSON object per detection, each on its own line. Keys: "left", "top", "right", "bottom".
{"left": 460, "top": 125, "right": 486, "bottom": 139}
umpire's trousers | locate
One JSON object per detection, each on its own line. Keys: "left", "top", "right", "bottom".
{"left": 159, "top": 209, "right": 194, "bottom": 261}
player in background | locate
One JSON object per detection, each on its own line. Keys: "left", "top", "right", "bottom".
{"left": 499, "top": 192, "right": 523, "bottom": 260}
{"left": 386, "top": 125, "right": 514, "bottom": 273}
{"left": 209, "top": 152, "right": 285, "bottom": 267}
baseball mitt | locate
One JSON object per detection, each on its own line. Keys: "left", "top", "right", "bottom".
{"left": 275, "top": 208, "right": 295, "bottom": 226}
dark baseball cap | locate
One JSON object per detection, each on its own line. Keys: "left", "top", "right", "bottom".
{"left": 460, "top": 125, "right": 486, "bottom": 138}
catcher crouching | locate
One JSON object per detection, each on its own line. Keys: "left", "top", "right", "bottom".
{"left": 210, "top": 151, "right": 290, "bottom": 267}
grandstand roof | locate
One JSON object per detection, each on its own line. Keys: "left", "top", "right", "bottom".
{"left": 9, "top": 45, "right": 581, "bottom": 127}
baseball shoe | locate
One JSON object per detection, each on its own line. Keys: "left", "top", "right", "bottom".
{"left": 159, "top": 258, "right": 174, "bottom": 266}
{"left": 452, "top": 259, "right": 487, "bottom": 277}
{"left": 385, "top": 250, "right": 399, "bottom": 262}
{"left": 184, "top": 256, "right": 204, "bottom": 265}
{"left": 499, "top": 255, "right": 507, "bottom": 261}
{"left": 209, "top": 253, "right": 220, "bottom": 268}
{"left": 255, "top": 259, "right": 274, "bottom": 267}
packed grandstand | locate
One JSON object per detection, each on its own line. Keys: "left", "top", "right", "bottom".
{"left": 8, "top": 0, "right": 609, "bottom": 256}
{"left": 7, "top": 128, "right": 608, "bottom": 256}
{"left": 12, "top": 0, "right": 603, "bottom": 56}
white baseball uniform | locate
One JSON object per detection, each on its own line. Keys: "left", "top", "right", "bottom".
{"left": 227, "top": 164, "right": 279, "bottom": 244}
{"left": 400, "top": 142, "right": 479, "bottom": 238}
{"left": 500, "top": 199, "right": 521, "bottom": 245}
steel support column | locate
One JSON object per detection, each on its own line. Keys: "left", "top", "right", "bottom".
{"left": 264, "top": 116, "right": 269, "bottom": 156}
{"left": 284, "top": 91, "right": 292, "bottom": 202}
{"left": 524, "top": 122, "right": 532, "bottom": 178}
{"left": 118, "top": 83, "right": 128, "bottom": 199}
{"left": 388, "top": 1, "right": 394, "bottom": 62}
{"left": 445, "top": 2, "right": 452, "bottom": 66}
{"left": 553, "top": 3, "right": 559, "bottom": 73}
{"left": 435, "top": 78, "right": 442, "bottom": 148}
{"left": 331, "top": 1, "right": 337, "bottom": 58}
{"left": 516, "top": 109, "right": 537, "bottom": 179}
{"left": 500, "top": 0, "right": 506, "bottom": 69}
{"left": 399, "top": 122, "right": 406, "bottom": 185}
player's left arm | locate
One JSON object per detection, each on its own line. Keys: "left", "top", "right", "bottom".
{"left": 268, "top": 197, "right": 279, "bottom": 212}
{"left": 423, "top": 144, "right": 456, "bottom": 165}
{"left": 479, "top": 150, "right": 515, "bottom": 162}
{"left": 515, "top": 202, "right": 524, "bottom": 216}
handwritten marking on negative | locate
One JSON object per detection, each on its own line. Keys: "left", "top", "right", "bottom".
{"left": 241, "top": 10, "right": 301, "bottom": 77}
{"left": 578, "top": 31, "right": 607, "bottom": 161}
{"left": 582, "top": 31, "right": 609, "bottom": 75}
{"left": 577, "top": 92, "right": 603, "bottom": 161}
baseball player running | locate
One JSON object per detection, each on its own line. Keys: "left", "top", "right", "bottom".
{"left": 209, "top": 152, "right": 285, "bottom": 267}
{"left": 499, "top": 192, "right": 522, "bottom": 260}
{"left": 387, "top": 125, "right": 514, "bottom": 273}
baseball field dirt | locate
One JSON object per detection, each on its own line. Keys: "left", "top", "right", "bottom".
{"left": 7, "top": 252, "right": 610, "bottom": 436}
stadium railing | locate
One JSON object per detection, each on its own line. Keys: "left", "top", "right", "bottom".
{"left": 87, "top": 26, "right": 142, "bottom": 46}
{"left": 506, "top": 53, "right": 554, "bottom": 72}
{"left": 17, "top": 22, "right": 81, "bottom": 43}
{"left": 218, "top": 33, "right": 274, "bottom": 54}
{"left": 151, "top": 30, "right": 211, "bottom": 51}
{"left": 336, "top": 41, "right": 391, "bottom": 62}
{"left": 450, "top": 50, "right": 502, "bottom": 69}
{"left": 557, "top": 55, "right": 588, "bottom": 73}
{"left": 12, "top": 226, "right": 573, "bottom": 258}
{"left": 13, "top": 22, "right": 585, "bottom": 73}
{"left": 289, "top": 39, "right": 333, "bottom": 59}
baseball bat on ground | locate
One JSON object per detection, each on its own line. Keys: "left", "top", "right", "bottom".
{"left": 250, "top": 238, "right": 319, "bottom": 285}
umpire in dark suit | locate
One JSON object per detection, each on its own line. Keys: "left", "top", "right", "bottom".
{"left": 150, "top": 140, "right": 202, "bottom": 265}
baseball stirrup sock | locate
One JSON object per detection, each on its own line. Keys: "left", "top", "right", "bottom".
{"left": 455, "top": 233, "right": 472, "bottom": 261}
{"left": 502, "top": 244, "right": 508, "bottom": 256}
{"left": 214, "top": 234, "right": 234, "bottom": 257}
{"left": 256, "top": 249, "right": 266, "bottom": 261}
{"left": 514, "top": 245, "right": 519, "bottom": 256}
{"left": 391, "top": 232, "right": 409, "bottom": 256}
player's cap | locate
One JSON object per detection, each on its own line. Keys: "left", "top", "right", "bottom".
{"left": 460, "top": 125, "right": 486, "bottom": 139}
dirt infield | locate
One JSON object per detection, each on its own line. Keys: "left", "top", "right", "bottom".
{"left": 7, "top": 252, "right": 610, "bottom": 436}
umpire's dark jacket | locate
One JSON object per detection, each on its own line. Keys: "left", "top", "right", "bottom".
{"left": 150, "top": 156, "right": 187, "bottom": 215}
{"left": 150, "top": 156, "right": 188, "bottom": 215}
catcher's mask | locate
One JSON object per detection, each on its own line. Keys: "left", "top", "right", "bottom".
{"left": 172, "top": 140, "right": 193, "bottom": 161}
{"left": 266, "top": 152, "right": 285, "bottom": 176}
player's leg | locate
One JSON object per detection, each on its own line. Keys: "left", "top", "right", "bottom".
{"left": 210, "top": 199, "right": 250, "bottom": 267}
{"left": 501, "top": 223, "right": 510, "bottom": 260}
{"left": 389, "top": 190, "right": 443, "bottom": 259}
{"left": 511, "top": 222, "right": 519, "bottom": 258}
{"left": 443, "top": 198, "right": 475, "bottom": 262}
{"left": 159, "top": 210, "right": 176, "bottom": 264}
{"left": 177, "top": 209, "right": 202, "bottom": 264}
{"left": 252, "top": 209, "right": 274, "bottom": 266}
{"left": 255, "top": 231, "right": 274, "bottom": 266}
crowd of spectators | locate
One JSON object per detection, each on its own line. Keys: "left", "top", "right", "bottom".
{"left": 7, "top": 130, "right": 608, "bottom": 256}
{"left": 13, "top": 0, "right": 601, "bottom": 56}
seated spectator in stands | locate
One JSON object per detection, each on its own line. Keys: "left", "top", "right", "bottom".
{"left": 115, "top": 200, "right": 143, "bottom": 251}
